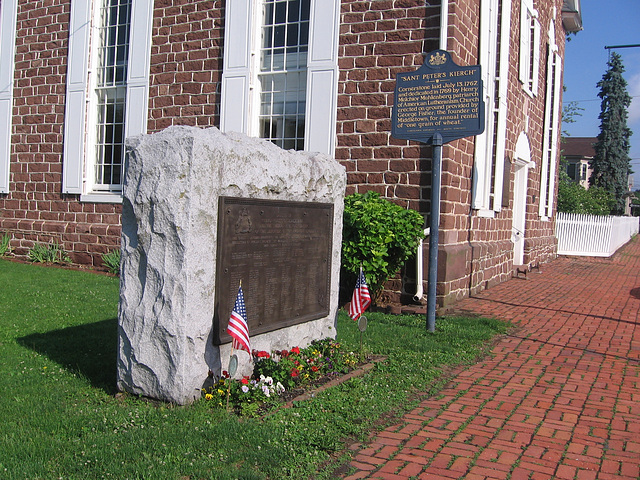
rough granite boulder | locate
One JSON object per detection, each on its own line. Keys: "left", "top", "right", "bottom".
{"left": 117, "top": 126, "right": 346, "bottom": 404}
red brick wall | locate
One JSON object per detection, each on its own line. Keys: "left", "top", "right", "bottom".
{"left": 0, "top": 0, "right": 123, "bottom": 266}
{"left": 147, "top": 0, "right": 224, "bottom": 131}
{"left": 1, "top": 0, "right": 565, "bottom": 307}
{"left": 336, "top": 0, "right": 441, "bottom": 214}
{"left": 0, "top": 0, "right": 225, "bottom": 267}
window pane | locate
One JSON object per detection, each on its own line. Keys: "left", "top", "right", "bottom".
{"left": 288, "top": 0, "right": 300, "bottom": 22}
{"left": 93, "top": 0, "right": 131, "bottom": 191}
{"left": 94, "top": 87, "right": 127, "bottom": 189}
{"left": 275, "top": 1, "right": 286, "bottom": 24}
{"left": 259, "top": 0, "right": 309, "bottom": 150}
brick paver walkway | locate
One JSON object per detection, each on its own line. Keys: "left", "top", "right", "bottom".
{"left": 344, "top": 239, "right": 640, "bottom": 480}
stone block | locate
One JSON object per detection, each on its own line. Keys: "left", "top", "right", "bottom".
{"left": 117, "top": 126, "right": 346, "bottom": 404}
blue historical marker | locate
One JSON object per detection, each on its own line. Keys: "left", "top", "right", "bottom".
{"left": 391, "top": 50, "right": 484, "bottom": 332}
{"left": 392, "top": 50, "right": 484, "bottom": 144}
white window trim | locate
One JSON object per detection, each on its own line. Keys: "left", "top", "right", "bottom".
{"left": 63, "top": 0, "right": 153, "bottom": 202}
{"left": 539, "top": 19, "right": 562, "bottom": 219}
{"left": 0, "top": 0, "right": 18, "bottom": 194}
{"left": 519, "top": 0, "right": 540, "bottom": 97}
{"left": 220, "top": 0, "right": 340, "bottom": 157}
{"left": 472, "top": 0, "right": 510, "bottom": 215}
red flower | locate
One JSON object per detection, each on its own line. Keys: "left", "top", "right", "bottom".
{"left": 291, "top": 347, "right": 300, "bottom": 355}
{"left": 311, "top": 366, "right": 319, "bottom": 372}
{"left": 222, "top": 370, "right": 230, "bottom": 379}
{"left": 256, "top": 350, "right": 270, "bottom": 358}
{"left": 241, "top": 377, "right": 249, "bottom": 385}
{"left": 290, "top": 368, "right": 299, "bottom": 377}
{"left": 281, "top": 349, "right": 289, "bottom": 357}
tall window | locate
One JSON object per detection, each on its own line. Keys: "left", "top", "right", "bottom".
{"left": 539, "top": 19, "right": 561, "bottom": 218}
{"left": 93, "top": 0, "right": 131, "bottom": 191}
{"left": 472, "top": 0, "right": 511, "bottom": 214}
{"left": 63, "top": 0, "right": 153, "bottom": 200}
{"left": 221, "top": 0, "right": 340, "bottom": 156}
{"left": 259, "top": 0, "right": 309, "bottom": 150}
{"left": 519, "top": 0, "right": 540, "bottom": 96}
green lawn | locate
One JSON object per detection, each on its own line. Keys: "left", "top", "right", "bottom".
{"left": 0, "top": 258, "right": 509, "bottom": 479}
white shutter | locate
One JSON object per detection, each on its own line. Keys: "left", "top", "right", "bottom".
{"left": 304, "top": 0, "right": 340, "bottom": 156}
{"left": 125, "top": 0, "right": 154, "bottom": 139}
{"left": 492, "top": 0, "right": 511, "bottom": 212}
{"left": 472, "top": 0, "right": 496, "bottom": 211}
{"left": 546, "top": 52, "right": 562, "bottom": 217}
{"left": 518, "top": 0, "right": 528, "bottom": 87}
{"left": 531, "top": 16, "right": 541, "bottom": 95}
{"left": 220, "top": 0, "right": 253, "bottom": 135}
{"left": 538, "top": 45, "right": 553, "bottom": 217}
{"left": 62, "top": 0, "right": 92, "bottom": 194}
{"left": 0, "top": 0, "right": 18, "bottom": 193}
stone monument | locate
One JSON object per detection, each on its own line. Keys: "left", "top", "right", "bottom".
{"left": 117, "top": 126, "right": 346, "bottom": 404}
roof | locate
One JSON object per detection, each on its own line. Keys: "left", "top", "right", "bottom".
{"left": 562, "top": 137, "right": 597, "bottom": 158}
{"left": 562, "top": 0, "right": 583, "bottom": 33}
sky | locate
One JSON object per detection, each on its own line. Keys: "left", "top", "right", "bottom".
{"left": 562, "top": 0, "right": 640, "bottom": 188}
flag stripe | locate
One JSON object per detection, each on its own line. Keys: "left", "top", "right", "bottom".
{"left": 349, "top": 267, "right": 371, "bottom": 320}
{"left": 228, "top": 285, "right": 251, "bottom": 353}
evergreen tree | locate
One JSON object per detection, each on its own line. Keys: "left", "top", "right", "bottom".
{"left": 589, "top": 52, "right": 633, "bottom": 215}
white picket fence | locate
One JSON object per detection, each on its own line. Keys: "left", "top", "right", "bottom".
{"left": 555, "top": 212, "right": 639, "bottom": 257}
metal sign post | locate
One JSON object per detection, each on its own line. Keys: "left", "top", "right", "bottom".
{"left": 426, "top": 133, "right": 443, "bottom": 332}
{"left": 391, "top": 50, "right": 484, "bottom": 332}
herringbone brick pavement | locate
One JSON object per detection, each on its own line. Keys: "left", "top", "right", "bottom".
{"left": 343, "top": 238, "right": 640, "bottom": 480}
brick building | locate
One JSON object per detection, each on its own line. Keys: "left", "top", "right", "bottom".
{"left": 0, "top": 0, "right": 581, "bottom": 307}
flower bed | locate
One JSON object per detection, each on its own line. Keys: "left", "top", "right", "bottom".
{"left": 202, "top": 338, "right": 361, "bottom": 416}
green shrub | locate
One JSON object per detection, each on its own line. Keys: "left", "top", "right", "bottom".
{"left": 101, "top": 248, "right": 121, "bottom": 275}
{"left": 0, "top": 233, "right": 10, "bottom": 256}
{"left": 557, "top": 180, "right": 615, "bottom": 215}
{"left": 28, "top": 241, "right": 71, "bottom": 264}
{"left": 341, "top": 191, "right": 426, "bottom": 301}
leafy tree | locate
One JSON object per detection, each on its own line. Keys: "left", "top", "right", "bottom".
{"left": 561, "top": 100, "right": 584, "bottom": 137}
{"left": 589, "top": 52, "right": 633, "bottom": 215}
{"left": 557, "top": 180, "right": 614, "bottom": 215}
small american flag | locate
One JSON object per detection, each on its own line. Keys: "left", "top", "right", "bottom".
{"left": 228, "top": 285, "right": 251, "bottom": 353}
{"left": 349, "top": 267, "right": 371, "bottom": 321}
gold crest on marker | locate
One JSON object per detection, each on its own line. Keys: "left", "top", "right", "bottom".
{"left": 429, "top": 52, "right": 447, "bottom": 66}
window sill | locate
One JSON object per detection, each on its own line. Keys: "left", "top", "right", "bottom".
{"left": 80, "top": 192, "right": 123, "bottom": 204}
{"left": 475, "top": 209, "right": 495, "bottom": 218}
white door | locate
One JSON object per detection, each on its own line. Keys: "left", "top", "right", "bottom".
{"left": 512, "top": 162, "right": 527, "bottom": 265}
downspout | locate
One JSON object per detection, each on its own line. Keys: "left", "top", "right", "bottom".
{"left": 415, "top": 1, "right": 448, "bottom": 302}
{"left": 414, "top": 228, "right": 430, "bottom": 302}
{"left": 440, "top": 0, "right": 449, "bottom": 51}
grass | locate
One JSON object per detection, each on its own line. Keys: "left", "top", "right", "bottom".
{"left": 0, "top": 258, "right": 510, "bottom": 480}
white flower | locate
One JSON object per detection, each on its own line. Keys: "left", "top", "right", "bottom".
{"left": 276, "top": 382, "right": 285, "bottom": 394}
{"left": 241, "top": 385, "right": 249, "bottom": 393}
{"left": 261, "top": 385, "right": 270, "bottom": 397}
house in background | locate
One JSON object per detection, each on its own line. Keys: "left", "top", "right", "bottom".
{"left": 562, "top": 136, "right": 633, "bottom": 214}
{"left": 0, "top": 0, "right": 582, "bottom": 308}
{"left": 562, "top": 136, "right": 595, "bottom": 189}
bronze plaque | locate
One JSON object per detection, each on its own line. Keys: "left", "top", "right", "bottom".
{"left": 213, "top": 197, "right": 333, "bottom": 345}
